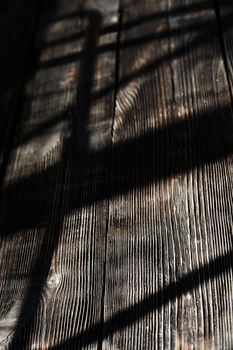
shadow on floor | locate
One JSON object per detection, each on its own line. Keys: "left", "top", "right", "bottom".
{"left": 0, "top": 0, "right": 232, "bottom": 348}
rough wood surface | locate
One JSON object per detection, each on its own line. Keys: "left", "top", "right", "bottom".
{"left": 218, "top": 0, "right": 233, "bottom": 98}
{"left": 0, "top": 0, "right": 119, "bottom": 348}
{"left": 0, "top": 0, "right": 42, "bottom": 181}
{"left": 103, "top": 0, "right": 233, "bottom": 348}
{"left": 0, "top": 0, "right": 233, "bottom": 349}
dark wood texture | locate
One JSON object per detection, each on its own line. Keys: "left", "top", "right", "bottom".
{"left": 0, "top": 0, "right": 119, "bottom": 348}
{"left": 0, "top": 0, "right": 42, "bottom": 179}
{"left": 0, "top": 0, "right": 232, "bottom": 349}
{"left": 218, "top": 0, "right": 233, "bottom": 98}
{"left": 103, "top": 0, "right": 233, "bottom": 348}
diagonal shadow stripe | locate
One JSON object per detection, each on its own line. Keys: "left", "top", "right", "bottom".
{"left": 50, "top": 249, "right": 233, "bottom": 348}
{"left": 1, "top": 103, "right": 232, "bottom": 238}
{"left": 0, "top": 0, "right": 233, "bottom": 348}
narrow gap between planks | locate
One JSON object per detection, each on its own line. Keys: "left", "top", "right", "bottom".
{"left": 97, "top": 4, "right": 123, "bottom": 350}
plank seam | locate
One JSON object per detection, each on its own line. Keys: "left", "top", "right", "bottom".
{"left": 97, "top": 5, "right": 123, "bottom": 349}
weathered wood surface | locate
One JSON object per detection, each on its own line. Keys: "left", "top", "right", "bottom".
{"left": 0, "top": 0, "right": 119, "bottom": 348}
{"left": 0, "top": 0, "right": 232, "bottom": 349}
{"left": 103, "top": 0, "right": 233, "bottom": 348}
{"left": 218, "top": 0, "right": 233, "bottom": 98}
{"left": 0, "top": 0, "right": 42, "bottom": 181}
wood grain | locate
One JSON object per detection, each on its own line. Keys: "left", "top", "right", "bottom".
{"left": 0, "top": 0, "right": 82, "bottom": 345}
{"left": 103, "top": 0, "right": 233, "bottom": 349}
{"left": 218, "top": 0, "right": 233, "bottom": 98}
{"left": 0, "top": 0, "right": 119, "bottom": 348}
{"left": 1, "top": 0, "right": 233, "bottom": 348}
{"left": 0, "top": 0, "right": 42, "bottom": 183}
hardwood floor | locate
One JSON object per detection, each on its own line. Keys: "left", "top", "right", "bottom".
{"left": 0, "top": 0, "right": 232, "bottom": 348}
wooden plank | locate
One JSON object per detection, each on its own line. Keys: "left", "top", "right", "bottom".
{"left": 0, "top": 0, "right": 119, "bottom": 349}
{"left": 217, "top": 1, "right": 233, "bottom": 98}
{"left": 0, "top": 0, "right": 82, "bottom": 345}
{"left": 0, "top": 0, "right": 42, "bottom": 179}
{"left": 102, "top": 0, "right": 233, "bottom": 349}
